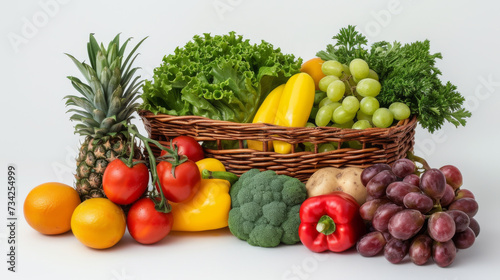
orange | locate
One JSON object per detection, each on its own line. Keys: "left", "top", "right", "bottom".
{"left": 300, "top": 57, "right": 326, "bottom": 90}
{"left": 71, "top": 198, "right": 126, "bottom": 249}
{"left": 24, "top": 182, "right": 81, "bottom": 235}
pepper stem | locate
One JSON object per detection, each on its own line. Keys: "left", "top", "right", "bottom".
{"left": 201, "top": 169, "right": 239, "bottom": 185}
{"left": 316, "top": 215, "right": 336, "bottom": 235}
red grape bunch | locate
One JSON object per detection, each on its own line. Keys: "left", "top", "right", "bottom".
{"left": 356, "top": 156, "right": 479, "bottom": 267}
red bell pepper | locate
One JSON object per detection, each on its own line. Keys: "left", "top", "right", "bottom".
{"left": 299, "top": 191, "right": 366, "bottom": 252}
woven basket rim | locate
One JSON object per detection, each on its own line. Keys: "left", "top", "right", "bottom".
{"left": 138, "top": 110, "right": 417, "bottom": 181}
{"left": 137, "top": 110, "right": 417, "bottom": 136}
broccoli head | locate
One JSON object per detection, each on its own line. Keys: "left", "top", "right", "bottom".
{"left": 228, "top": 169, "right": 307, "bottom": 247}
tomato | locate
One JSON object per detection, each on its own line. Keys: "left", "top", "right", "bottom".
{"left": 127, "top": 197, "right": 174, "bottom": 245}
{"left": 160, "top": 136, "right": 204, "bottom": 162}
{"left": 103, "top": 159, "right": 149, "bottom": 205}
{"left": 300, "top": 57, "right": 326, "bottom": 91}
{"left": 156, "top": 159, "right": 201, "bottom": 203}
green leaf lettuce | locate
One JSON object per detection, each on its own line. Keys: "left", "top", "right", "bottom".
{"left": 140, "top": 32, "right": 302, "bottom": 123}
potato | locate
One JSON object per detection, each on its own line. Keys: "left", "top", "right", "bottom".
{"left": 306, "top": 167, "right": 367, "bottom": 205}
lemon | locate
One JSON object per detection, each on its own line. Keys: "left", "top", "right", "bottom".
{"left": 71, "top": 198, "right": 126, "bottom": 249}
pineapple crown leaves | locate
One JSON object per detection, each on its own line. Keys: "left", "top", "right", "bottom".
{"left": 64, "top": 33, "right": 147, "bottom": 138}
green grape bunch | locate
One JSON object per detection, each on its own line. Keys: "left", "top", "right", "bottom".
{"left": 315, "top": 25, "right": 470, "bottom": 133}
{"left": 309, "top": 56, "right": 410, "bottom": 130}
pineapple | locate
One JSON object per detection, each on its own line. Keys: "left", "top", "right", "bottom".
{"left": 65, "top": 34, "right": 146, "bottom": 201}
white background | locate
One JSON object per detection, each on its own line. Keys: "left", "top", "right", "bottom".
{"left": 1, "top": 0, "right": 500, "bottom": 279}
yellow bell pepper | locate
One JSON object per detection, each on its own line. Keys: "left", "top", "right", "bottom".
{"left": 273, "top": 73, "right": 315, "bottom": 154}
{"left": 195, "top": 158, "right": 226, "bottom": 174}
{"left": 169, "top": 158, "right": 235, "bottom": 231}
{"left": 247, "top": 84, "right": 285, "bottom": 151}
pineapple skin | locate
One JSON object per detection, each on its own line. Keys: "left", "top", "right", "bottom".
{"left": 65, "top": 34, "right": 147, "bottom": 202}
{"left": 75, "top": 133, "right": 142, "bottom": 201}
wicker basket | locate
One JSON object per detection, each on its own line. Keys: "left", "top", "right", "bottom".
{"left": 138, "top": 110, "right": 417, "bottom": 182}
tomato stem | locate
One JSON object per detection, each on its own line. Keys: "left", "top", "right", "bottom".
{"left": 126, "top": 124, "right": 171, "bottom": 214}
{"left": 125, "top": 131, "right": 135, "bottom": 168}
{"left": 157, "top": 142, "right": 188, "bottom": 179}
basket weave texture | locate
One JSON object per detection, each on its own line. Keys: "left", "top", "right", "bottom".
{"left": 139, "top": 110, "right": 417, "bottom": 182}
